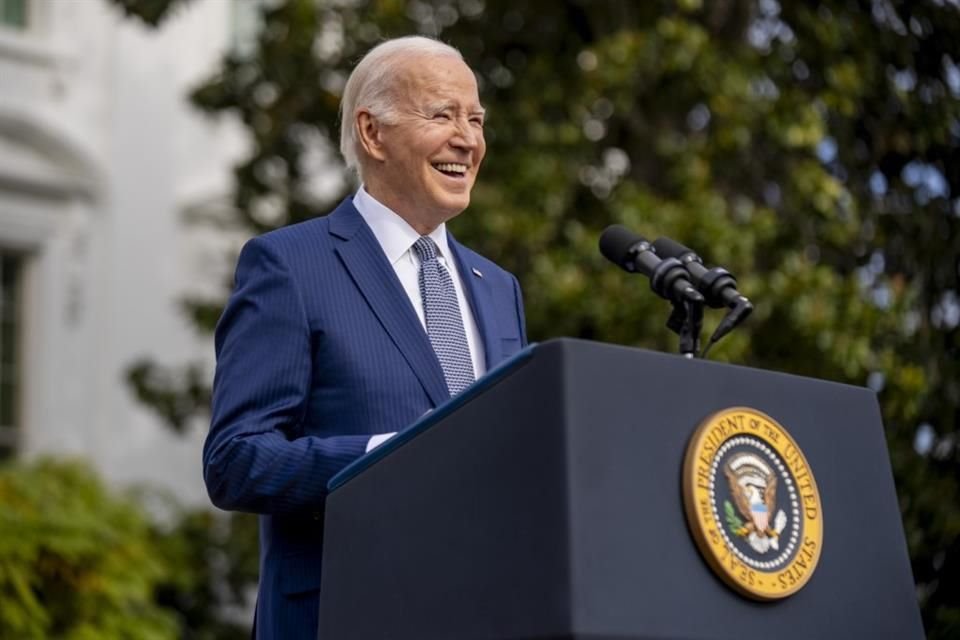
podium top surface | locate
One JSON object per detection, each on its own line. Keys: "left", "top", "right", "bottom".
{"left": 327, "top": 338, "right": 873, "bottom": 493}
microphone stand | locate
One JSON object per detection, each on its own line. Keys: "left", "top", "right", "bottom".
{"left": 667, "top": 297, "right": 704, "bottom": 358}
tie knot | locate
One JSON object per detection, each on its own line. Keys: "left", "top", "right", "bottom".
{"left": 413, "top": 236, "right": 439, "bottom": 262}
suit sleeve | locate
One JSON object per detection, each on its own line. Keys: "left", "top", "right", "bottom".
{"left": 203, "top": 237, "right": 368, "bottom": 515}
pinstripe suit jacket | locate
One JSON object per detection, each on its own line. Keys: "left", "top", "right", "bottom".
{"left": 203, "top": 198, "right": 527, "bottom": 639}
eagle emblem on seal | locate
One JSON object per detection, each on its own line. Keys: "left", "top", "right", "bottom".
{"left": 723, "top": 452, "right": 788, "bottom": 554}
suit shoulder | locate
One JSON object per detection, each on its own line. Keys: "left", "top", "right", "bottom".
{"left": 249, "top": 216, "right": 332, "bottom": 253}
{"left": 246, "top": 197, "right": 361, "bottom": 259}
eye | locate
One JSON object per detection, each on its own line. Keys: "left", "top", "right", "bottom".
{"left": 470, "top": 116, "right": 484, "bottom": 127}
{"left": 433, "top": 111, "right": 452, "bottom": 120}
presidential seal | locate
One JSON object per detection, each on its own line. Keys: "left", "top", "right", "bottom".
{"left": 682, "top": 407, "right": 823, "bottom": 600}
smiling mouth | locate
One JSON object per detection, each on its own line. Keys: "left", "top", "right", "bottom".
{"left": 432, "top": 162, "right": 468, "bottom": 178}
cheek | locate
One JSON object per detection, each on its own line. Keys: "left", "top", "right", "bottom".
{"left": 475, "top": 142, "right": 487, "bottom": 167}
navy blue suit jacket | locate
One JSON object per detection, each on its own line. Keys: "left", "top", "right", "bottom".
{"left": 203, "top": 198, "right": 527, "bottom": 639}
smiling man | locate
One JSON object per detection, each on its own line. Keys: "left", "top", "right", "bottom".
{"left": 203, "top": 37, "right": 527, "bottom": 639}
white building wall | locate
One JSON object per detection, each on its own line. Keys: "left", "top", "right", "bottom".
{"left": 0, "top": 0, "right": 247, "bottom": 504}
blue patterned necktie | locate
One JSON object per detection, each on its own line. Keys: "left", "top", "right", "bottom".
{"left": 412, "top": 236, "right": 475, "bottom": 396}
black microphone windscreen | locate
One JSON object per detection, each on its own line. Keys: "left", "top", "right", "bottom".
{"left": 599, "top": 225, "right": 643, "bottom": 267}
{"left": 651, "top": 236, "right": 692, "bottom": 260}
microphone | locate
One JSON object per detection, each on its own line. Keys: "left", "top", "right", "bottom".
{"left": 599, "top": 225, "right": 704, "bottom": 305}
{"left": 651, "top": 237, "right": 752, "bottom": 311}
{"left": 652, "top": 236, "right": 753, "bottom": 350}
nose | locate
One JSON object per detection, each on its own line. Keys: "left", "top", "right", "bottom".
{"left": 451, "top": 118, "right": 482, "bottom": 150}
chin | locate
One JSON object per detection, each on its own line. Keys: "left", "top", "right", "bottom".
{"left": 442, "top": 199, "right": 471, "bottom": 220}
{"left": 428, "top": 193, "right": 471, "bottom": 219}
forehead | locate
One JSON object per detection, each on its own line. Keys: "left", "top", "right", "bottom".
{"left": 394, "top": 55, "right": 482, "bottom": 108}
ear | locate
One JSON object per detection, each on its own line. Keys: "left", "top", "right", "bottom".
{"left": 356, "top": 109, "right": 388, "bottom": 162}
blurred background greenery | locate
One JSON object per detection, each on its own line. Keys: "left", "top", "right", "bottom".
{"left": 2, "top": 0, "right": 957, "bottom": 637}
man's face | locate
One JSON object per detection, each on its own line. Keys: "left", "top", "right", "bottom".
{"left": 361, "top": 55, "right": 486, "bottom": 232}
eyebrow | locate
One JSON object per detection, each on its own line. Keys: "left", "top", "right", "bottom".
{"left": 424, "top": 101, "right": 487, "bottom": 117}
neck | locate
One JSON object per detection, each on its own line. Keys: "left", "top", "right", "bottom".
{"left": 362, "top": 180, "right": 439, "bottom": 235}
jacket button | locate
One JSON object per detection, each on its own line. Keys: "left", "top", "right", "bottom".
{"left": 312, "top": 511, "right": 322, "bottom": 521}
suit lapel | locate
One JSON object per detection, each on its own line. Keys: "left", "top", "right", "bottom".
{"left": 448, "top": 236, "right": 502, "bottom": 368}
{"left": 329, "top": 200, "right": 450, "bottom": 407}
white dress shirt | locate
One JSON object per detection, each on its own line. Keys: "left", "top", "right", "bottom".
{"left": 353, "top": 186, "right": 486, "bottom": 452}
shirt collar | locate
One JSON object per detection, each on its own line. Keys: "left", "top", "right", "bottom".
{"left": 353, "top": 186, "right": 451, "bottom": 264}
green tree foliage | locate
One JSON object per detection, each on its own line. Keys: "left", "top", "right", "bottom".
{"left": 0, "top": 459, "right": 176, "bottom": 639}
{"left": 116, "top": 0, "right": 959, "bottom": 636}
{"left": 0, "top": 458, "right": 259, "bottom": 639}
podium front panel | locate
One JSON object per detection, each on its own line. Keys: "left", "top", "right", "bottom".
{"left": 320, "top": 339, "right": 923, "bottom": 640}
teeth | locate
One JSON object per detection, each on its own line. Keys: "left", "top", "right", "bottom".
{"left": 434, "top": 163, "right": 467, "bottom": 174}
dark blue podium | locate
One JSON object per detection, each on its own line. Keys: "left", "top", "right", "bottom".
{"left": 318, "top": 339, "right": 923, "bottom": 639}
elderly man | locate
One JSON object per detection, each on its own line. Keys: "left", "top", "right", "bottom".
{"left": 203, "top": 36, "right": 527, "bottom": 639}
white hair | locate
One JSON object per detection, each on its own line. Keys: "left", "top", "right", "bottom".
{"left": 339, "top": 36, "right": 464, "bottom": 178}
